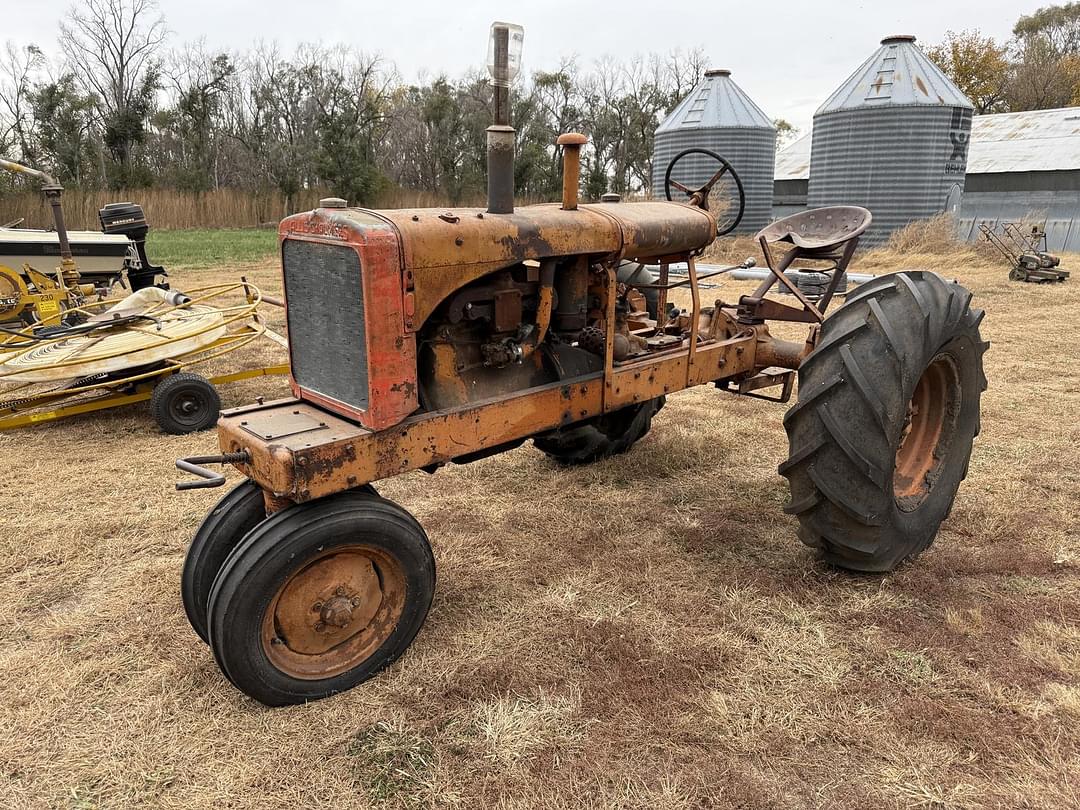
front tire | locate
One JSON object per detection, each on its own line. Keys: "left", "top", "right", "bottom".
{"left": 206, "top": 491, "right": 435, "bottom": 706}
{"left": 182, "top": 479, "right": 268, "bottom": 644}
{"left": 780, "top": 271, "right": 987, "bottom": 572}
{"left": 534, "top": 396, "right": 665, "bottom": 466}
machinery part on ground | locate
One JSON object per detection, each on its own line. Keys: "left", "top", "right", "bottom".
{"left": 0, "top": 279, "right": 287, "bottom": 433}
{"left": 780, "top": 271, "right": 987, "bottom": 572}
{"left": 663, "top": 147, "right": 746, "bottom": 236}
{"left": 979, "top": 221, "right": 1070, "bottom": 284}
{"left": 731, "top": 267, "right": 875, "bottom": 286}
{"left": 774, "top": 270, "right": 848, "bottom": 300}
{"left": 534, "top": 396, "right": 665, "bottom": 465}
{"left": 0, "top": 263, "right": 94, "bottom": 326}
{"left": 0, "top": 302, "right": 226, "bottom": 383}
{"left": 206, "top": 490, "right": 435, "bottom": 706}
{"left": 2, "top": 159, "right": 167, "bottom": 313}
{"left": 150, "top": 372, "right": 221, "bottom": 434}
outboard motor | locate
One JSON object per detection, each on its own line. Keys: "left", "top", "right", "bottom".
{"left": 98, "top": 202, "right": 166, "bottom": 291}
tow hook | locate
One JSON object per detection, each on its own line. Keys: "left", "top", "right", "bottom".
{"left": 176, "top": 451, "right": 250, "bottom": 490}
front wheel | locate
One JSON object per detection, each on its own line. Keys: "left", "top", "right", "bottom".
{"left": 206, "top": 490, "right": 435, "bottom": 706}
{"left": 780, "top": 271, "right": 987, "bottom": 572}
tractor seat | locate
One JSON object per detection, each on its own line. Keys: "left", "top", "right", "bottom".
{"left": 757, "top": 206, "right": 872, "bottom": 255}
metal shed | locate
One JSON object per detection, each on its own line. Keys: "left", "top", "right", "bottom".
{"left": 958, "top": 107, "right": 1080, "bottom": 252}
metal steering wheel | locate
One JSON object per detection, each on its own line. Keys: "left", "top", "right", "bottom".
{"left": 664, "top": 148, "right": 746, "bottom": 236}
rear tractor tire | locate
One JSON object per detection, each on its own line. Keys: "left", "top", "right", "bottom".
{"left": 206, "top": 490, "right": 434, "bottom": 706}
{"left": 534, "top": 396, "right": 665, "bottom": 466}
{"left": 780, "top": 271, "right": 987, "bottom": 572}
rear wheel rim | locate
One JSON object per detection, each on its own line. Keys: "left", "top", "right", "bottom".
{"left": 260, "top": 544, "right": 406, "bottom": 680}
{"left": 893, "top": 353, "right": 962, "bottom": 511}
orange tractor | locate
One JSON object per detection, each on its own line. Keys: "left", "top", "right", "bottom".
{"left": 176, "top": 24, "right": 987, "bottom": 705}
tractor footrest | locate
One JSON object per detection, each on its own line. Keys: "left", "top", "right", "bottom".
{"left": 717, "top": 367, "right": 795, "bottom": 403}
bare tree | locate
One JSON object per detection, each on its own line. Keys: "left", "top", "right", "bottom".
{"left": 59, "top": 0, "right": 166, "bottom": 184}
{"left": 0, "top": 42, "right": 44, "bottom": 162}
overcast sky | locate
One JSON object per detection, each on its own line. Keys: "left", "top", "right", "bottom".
{"left": 7, "top": 0, "right": 1045, "bottom": 132}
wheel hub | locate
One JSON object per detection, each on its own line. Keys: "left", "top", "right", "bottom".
{"left": 315, "top": 588, "right": 364, "bottom": 631}
{"left": 893, "top": 353, "right": 962, "bottom": 511}
{"left": 260, "top": 544, "right": 407, "bottom": 679}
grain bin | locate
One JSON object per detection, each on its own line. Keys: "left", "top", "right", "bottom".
{"left": 653, "top": 70, "right": 776, "bottom": 234}
{"left": 807, "top": 35, "right": 973, "bottom": 247}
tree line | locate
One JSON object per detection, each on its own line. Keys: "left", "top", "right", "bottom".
{"left": 928, "top": 3, "right": 1080, "bottom": 113}
{"left": 0, "top": 0, "right": 732, "bottom": 210}
{"left": 2, "top": 0, "right": 1073, "bottom": 212}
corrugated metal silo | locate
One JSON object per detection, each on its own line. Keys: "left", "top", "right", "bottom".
{"left": 652, "top": 69, "right": 776, "bottom": 234}
{"left": 807, "top": 35, "right": 974, "bottom": 247}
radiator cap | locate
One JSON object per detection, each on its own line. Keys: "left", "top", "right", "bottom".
{"left": 320, "top": 197, "right": 348, "bottom": 209}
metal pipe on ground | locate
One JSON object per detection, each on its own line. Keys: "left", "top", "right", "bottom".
{"left": 730, "top": 268, "right": 875, "bottom": 284}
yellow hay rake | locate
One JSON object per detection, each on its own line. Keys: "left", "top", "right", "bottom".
{"left": 0, "top": 278, "right": 287, "bottom": 432}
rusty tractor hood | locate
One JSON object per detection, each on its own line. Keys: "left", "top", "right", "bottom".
{"left": 280, "top": 200, "right": 716, "bottom": 330}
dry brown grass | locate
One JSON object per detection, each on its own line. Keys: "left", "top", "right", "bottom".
{"left": 1, "top": 239, "right": 1079, "bottom": 809}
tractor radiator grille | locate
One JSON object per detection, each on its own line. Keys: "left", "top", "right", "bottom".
{"left": 282, "top": 239, "right": 369, "bottom": 411}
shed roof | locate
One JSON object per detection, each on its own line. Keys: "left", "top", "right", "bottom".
{"left": 967, "top": 107, "right": 1080, "bottom": 173}
{"left": 774, "top": 133, "right": 812, "bottom": 181}
{"left": 774, "top": 106, "right": 1080, "bottom": 181}
{"left": 656, "top": 69, "right": 774, "bottom": 133}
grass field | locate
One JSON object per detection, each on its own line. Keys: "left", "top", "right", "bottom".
{"left": 1, "top": 225, "right": 1079, "bottom": 808}
{"left": 146, "top": 228, "right": 278, "bottom": 269}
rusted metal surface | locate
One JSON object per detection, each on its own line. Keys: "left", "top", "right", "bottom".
{"left": 894, "top": 354, "right": 961, "bottom": 511}
{"left": 740, "top": 207, "right": 869, "bottom": 324}
{"left": 217, "top": 311, "right": 801, "bottom": 501}
{"left": 219, "top": 375, "right": 604, "bottom": 500}
{"left": 375, "top": 201, "right": 716, "bottom": 328}
{"left": 261, "top": 544, "right": 405, "bottom": 679}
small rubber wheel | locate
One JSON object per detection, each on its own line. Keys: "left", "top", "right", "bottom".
{"left": 151, "top": 372, "right": 221, "bottom": 434}
{"left": 206, "top": 490, "right": 435, "bottom": 706}
{"left": 183, "top": 479, "right": 267, "bottom": 644}
{"left": 535, "top": 396, "right": 665, "bottom": 465}
{"left": 780, "top": 271, "right": 987, "bottom": 572}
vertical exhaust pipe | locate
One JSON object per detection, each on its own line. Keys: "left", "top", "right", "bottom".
{"left": 558, "top": 133, "right": 587, "bottom": 210}
{"left": 486, "top": 22, "right": 522, "bottom": 215}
